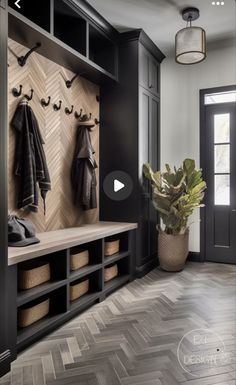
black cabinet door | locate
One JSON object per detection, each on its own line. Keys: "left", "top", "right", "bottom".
{"left": 139, "top": 45, "right": 150, "bottom": 91}
{"left": 149, "top": 95, "right": 159, "bottom": 258}
{"left": 139, "top": 45, "right": 159, "bottom": 96}
{"left": 139, "top": 87, "right": 159, "bottom": 264}
{"left": 139, "top": 87, "right": 150, "bottom": 263}
{"left": 149, "top": 56, "right": 159, "bottom": 96}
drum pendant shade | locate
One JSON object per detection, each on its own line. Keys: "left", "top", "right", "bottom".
{"left": 175, "top": 8, "right": 206, "bottom": 65}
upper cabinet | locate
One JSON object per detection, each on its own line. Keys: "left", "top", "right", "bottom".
{"left": 89, "top": 25, "right": 117, "bottom": 76}
{"left": 139, "top": 45, "right": 159, "bottom": 96}
{"left": 7, "top": 0, "right": 119, "bottom": 84}
{"left": 54, "top": 0, "right": 87, "bottom": 57}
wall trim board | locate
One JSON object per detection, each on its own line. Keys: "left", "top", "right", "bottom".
{"left": 135, "top": 257, "right": 159, "bottom": 278}
{"left": 0, "top": 350, "right": 11, "bottom": 377}
{"left": 188, "top": 252, "right": 203, "bottom": 263}
{"left": 8, "top": 38, "right": 100, "bottom": 232}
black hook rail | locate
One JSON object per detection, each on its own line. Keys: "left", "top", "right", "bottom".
{"left": 17, "top": 43, "right": 41, "bottom": 67}
{"left": 41, "top": 96, "right": 51, "bottom": 108}
{"left": 12, "top": 85, "right": 23, "bottom": 97}
{"left": 53, "top": 100, "right": 62, "bottom": 111}
{"left": 65, "top": 105, "right": 74, "bottom": 115}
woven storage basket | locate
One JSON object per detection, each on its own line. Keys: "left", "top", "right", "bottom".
{"left": 18, "top": 261, "right": 51, "bottom": 290}
{"left": 70, "top": 249, "right": 89, "bottom": 271}
{"left": 105, "top": 239, "right": 120, "bottom": 256}
{"left": 18, "top": 298, "right": 50, "bottom": 328}
{"left": 70, "top": 279, "right": 89, "bottom": 301}
{"left": 104, "top": 264, "right": 118, "bottom": 282}
{"left": 158, "top": 229, "right": 189, "bottom": 272}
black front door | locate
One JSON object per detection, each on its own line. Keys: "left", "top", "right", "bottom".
{"left": 203, "top": 96, "right": 236, "bottom": 264}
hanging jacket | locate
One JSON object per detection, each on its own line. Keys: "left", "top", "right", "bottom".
{"left": 11, "top": 98, "right": 51, "bottom": 214}
{"left": 71, "top": 126, "right": 97, "bottom": 210}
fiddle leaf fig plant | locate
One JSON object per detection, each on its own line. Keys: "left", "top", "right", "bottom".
{"left": 143, "top": 159, "right": 206, "bottom": 235}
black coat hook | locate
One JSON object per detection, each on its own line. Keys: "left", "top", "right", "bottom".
{"left": 12, "top": 85, "right": 23, "bottom": 98}
{"left": 95, "top": 118, "right": 100, "bottom": 125}
{"left": 24, "top": 89, "right": 34, "bottom": 101}
{"left": 53, "top": 100, "right": 62, "bottom": 111}
{"left": 17, "top": 43, "right": 41, "bottom": 67}
{"left": 41, "top": 96, "right": 51, "bottom": 108}
{"left": 74, "top": 108, "right": 83, "bottom": 119}
{"left": 65, "top": 74, "right": 78, "bottom": 89}
{"left": 65, "top": 105, "right": 74, "bottom": 115}
{"left": 96, "top": 95, "right": 100, "bottom": 102}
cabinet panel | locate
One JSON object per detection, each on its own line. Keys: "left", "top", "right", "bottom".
{"left": 139, "top": 44, "right": 159, "bottom": 96}
{"left": 139, "top": 88, "right": 150, "bottom": 261}
{"left": 149, "top": 57, "right": 159, "bottom": 96}
{"left": 139, "top": 45, "right": 149, "bottom": 90}
{"left": 149, "top": 96, "right": 159, "bottom": 258}
{"left": 139, "top": 88, "right": 159, "bottom": 264}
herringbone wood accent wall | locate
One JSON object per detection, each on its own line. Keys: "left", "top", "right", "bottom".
{"left": 8, "top": 39, "right": 100, "bottom": 232}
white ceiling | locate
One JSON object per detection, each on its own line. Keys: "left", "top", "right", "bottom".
{"left": 87, "top": 0, "right": 236, "bottom": 55}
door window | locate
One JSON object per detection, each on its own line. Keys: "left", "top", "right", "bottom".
{"left": 213, "top": 113, "right": 230, "bottom": 205}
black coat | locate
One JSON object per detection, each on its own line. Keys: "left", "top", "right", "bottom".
{"left": 71, "top": 126, "right": 97, "bottom": 210}
{"left": 12, "top": 99, "right": 51, "bottom": 213}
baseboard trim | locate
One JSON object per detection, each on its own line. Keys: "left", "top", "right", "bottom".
{"left": 136, "top": 257, "right": 159, "bottom": 278}
{"left": 188, "top": 252, "right": 203, "bottom": 262}
{"left": 0, "top": 349, "right": 11, "bottom": 377}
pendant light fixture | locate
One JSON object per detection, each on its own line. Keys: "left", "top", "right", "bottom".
{"left": 175, "top": 7, "right": 206, "bottom": 65}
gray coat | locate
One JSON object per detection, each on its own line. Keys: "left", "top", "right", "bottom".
{"left": 71, "top": 126, "right": 97, "bottom": 210}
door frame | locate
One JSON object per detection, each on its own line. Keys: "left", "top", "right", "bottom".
{"left": 200, "top": 84, "right": 236, "bottom": 262}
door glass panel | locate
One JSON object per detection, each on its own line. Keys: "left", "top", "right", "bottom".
{"left": 214, "top": 144, "right": 230, "bottom": 173}
{"left": 214, "top": 174, "right": 230, "bottom": 205}
{"left": 214, "top": 114, "right": 230, "bottom": 143}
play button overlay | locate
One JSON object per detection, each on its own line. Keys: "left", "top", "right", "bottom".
{"left": 103, "top": 171, "right": 133, "bottom": 201}
{"left": 114, "top": 179, "right": 125, "bottom": 193}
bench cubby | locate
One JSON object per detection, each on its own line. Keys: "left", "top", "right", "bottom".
{"left": 8, "top": 222, "right": 137, "bottom": 352}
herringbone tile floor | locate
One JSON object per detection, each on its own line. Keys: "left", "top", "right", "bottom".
{"left": 1, "top": 262, "right": 236, "bottom": 385}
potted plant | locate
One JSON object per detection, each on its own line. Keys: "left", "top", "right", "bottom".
{"left": 143, "top": 159, "right": 206, "bottom": 272}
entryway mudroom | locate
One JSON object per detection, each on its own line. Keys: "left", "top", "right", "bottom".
{"left": 0, "top": 0, "right": 235, "bottom": 384}
{"left": 0, "top": 0, "right": 164, "bottom": 378}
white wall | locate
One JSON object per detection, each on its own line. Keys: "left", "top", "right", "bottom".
{"left": 160, "top": 44, "right": 236, "bottom": 252}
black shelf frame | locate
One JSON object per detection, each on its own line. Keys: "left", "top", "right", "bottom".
{"left": 104, "top": 275, "right": 130, "bottom": 294}
{"left": 7, "top": 0, "right": 119, "bottom": 84}
{"left": 17, "top": 279, "right": 68, "bottom": 307}
{"left": 104, "top": 254, "right": 131, "bottom": 293}
{"left": 11, "top": 229, "right": 135, "bottom": 354}
{"left": 69, "top": 264, "right": 102, "bottom": 283}
{"left": 104, "top": 251, "right": 129, "bottom": 267}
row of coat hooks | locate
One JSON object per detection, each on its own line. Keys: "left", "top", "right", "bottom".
{"left": 12, "top": 85, "right": 100, "bottom": 124}
{"left": 10, "top": 42, "right": 100, "bottom": 124}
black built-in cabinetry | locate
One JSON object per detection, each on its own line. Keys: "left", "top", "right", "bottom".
{"left": 0, "top": 0, "right": 164, "bottom": 377}
{"left": 100, "top": 30, "right": 165, "bottom": 276}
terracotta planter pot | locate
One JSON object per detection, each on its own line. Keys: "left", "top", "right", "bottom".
{"left": 158, "top": 229, "right": 189, "bottom": 272}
